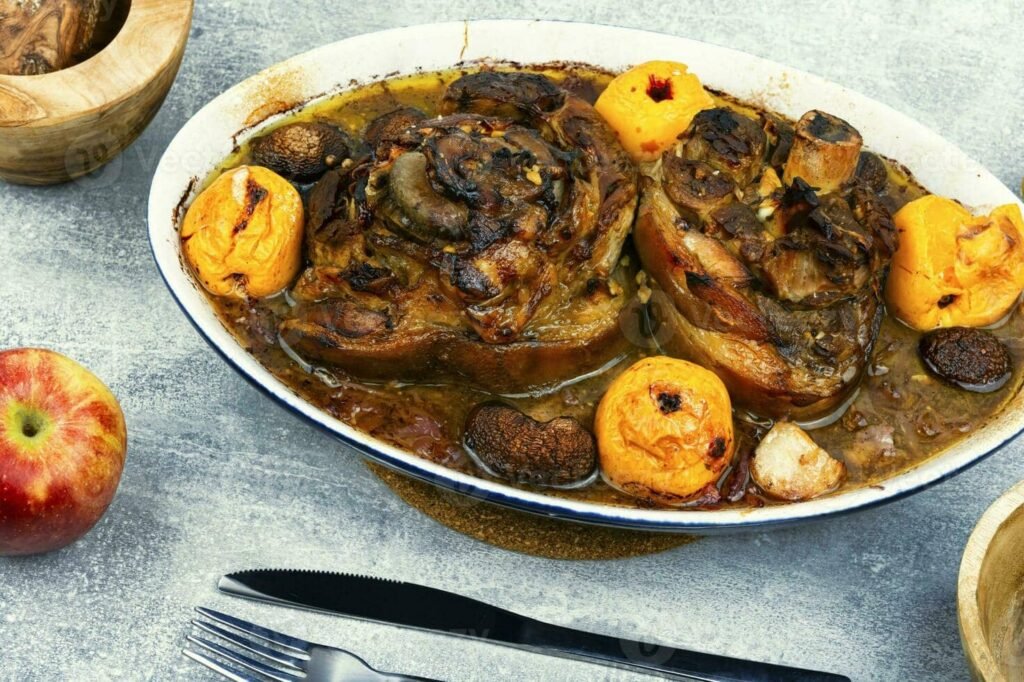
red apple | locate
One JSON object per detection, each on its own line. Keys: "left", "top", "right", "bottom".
{"left": 0, "top": 348, "right": 127, "bottom": 556}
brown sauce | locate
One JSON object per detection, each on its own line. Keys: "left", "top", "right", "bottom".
{"left": 198, "top": 65, "right": 1024, "bottom": 509}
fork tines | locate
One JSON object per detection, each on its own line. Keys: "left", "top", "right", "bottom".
{"left": 184, "top": 607, "right": 312, "bottom": 682}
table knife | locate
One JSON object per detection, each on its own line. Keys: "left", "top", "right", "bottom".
{"left": 219, "top": 569, "right": 849, "bottom": 682}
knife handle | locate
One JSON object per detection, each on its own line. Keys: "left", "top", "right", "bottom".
{"left": 518, "top": 619, "right": 850, "bottom": 682}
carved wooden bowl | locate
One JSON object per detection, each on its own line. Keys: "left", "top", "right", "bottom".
{"left": 959, "top": 480, "right": 1024, "bottom": 681}
{"left": 0, "top": 0, "right": 193, "bottom": 185}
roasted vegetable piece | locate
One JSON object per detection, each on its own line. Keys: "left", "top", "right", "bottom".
{"left": 783, "top": 110, "right": 862, "bottom": 194}
{"left": 595, "top": 357, "right": 734, "bottom": 504}
{"left": 594, "top": 61, "right": 714, "bottom": 162}
{"left": 885, "top": 195, "right": 1024, "bottom": 330}
{"left": 919, "top": 327, "right": 1013, "bottom": 393}
{"left": 250, "top": 122, "right": 353, "bottom": 181}
{"left": 181, "top": 165, "right": 304, "bottom": 298}
{"left": 464, "top": 403, "right": 597, "bottom": 487}
{"left": 751, "top": 422, "right": 845, "bottom": 501}
{"left": 281, "top": 71, "right": 639, "bottom": 393}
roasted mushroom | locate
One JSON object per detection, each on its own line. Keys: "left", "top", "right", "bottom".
{"left": 919, "top": 327, "right": 1013, "bottom": 393}
{"left": 464, "top": 403, "right": 597, "bottom": 487}
{"left": 280, "top": 71, "right": 639, "bottom": 393}
{"left": 250, "top": 122, "right": 354, "bottom": 182}
{"left": 363, "top": 106, "right": 426, "bottom": 159}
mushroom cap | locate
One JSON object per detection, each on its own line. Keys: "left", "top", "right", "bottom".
{"left": 463, "top": 403, "right": 596, "bottom": 487}
{"left": 919, "top": 327, "right": 1013, "bottom": 393}
{"left": 250, "top": 122, "right": 352, "bottom": 182}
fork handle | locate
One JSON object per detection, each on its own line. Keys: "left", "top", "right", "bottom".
{"left": 379, "top": 675, "right": 442, "bottom": 682}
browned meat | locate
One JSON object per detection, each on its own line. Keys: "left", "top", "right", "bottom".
{"left": 635, "top": 109, "right": 896, "bottom": 419}
{"left": 679, "top": 108, "right": 767, "bottom": 187}
{"left": 279, "top": 72, "right": 638, "bottom": 393}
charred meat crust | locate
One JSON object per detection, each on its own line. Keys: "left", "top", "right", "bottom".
{"left": 635, "top": 108, "right": 893, "bottom": 419}
{"left": 443, "top": 71, "right": 566, "bottom": 118}
{"left": 280, "top": 71, "right": 638, "bottom": 391}
{"left": 679, "top": 108, "right": 768, "bottom": 188}
{"left": 661, "top": 157, "right": 735, "bottom": 222}
{"left": 279, "top": 295, "right": 632, "bottom": 395}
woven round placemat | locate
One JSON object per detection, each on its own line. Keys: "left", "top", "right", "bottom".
{"left": 368, "top": 463, "right": 698, "bottom": 560}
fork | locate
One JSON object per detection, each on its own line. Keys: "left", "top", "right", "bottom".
{"left": 183, "top": 607, "right": 440, "bottom": 681}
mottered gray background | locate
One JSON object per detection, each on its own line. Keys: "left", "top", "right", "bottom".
{"left": 1, "top": 1, "right": 1022, "bottom": 680}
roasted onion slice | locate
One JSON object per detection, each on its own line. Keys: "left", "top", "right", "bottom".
{"left": 280, "top": 71, "right": 639, "bottom": 393}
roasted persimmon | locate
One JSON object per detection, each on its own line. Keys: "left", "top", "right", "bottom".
{"left": 181, "top": 165, "right": 305, "bottom": 299}
{"left": 594, "top": 356, "right": 734, "bottom": 503}
{"left": 885, "top": 195, "right": 1024, "bottom": 330}
{"left": 594, "top": 60, "right": 714, "bottom": 162}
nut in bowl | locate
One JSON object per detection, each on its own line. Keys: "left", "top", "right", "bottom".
{"left": 0, "top": 0, "right": 193, "bottom": 185}
{"left": 149, "top": 21, "right": 1024, "bottom": 532}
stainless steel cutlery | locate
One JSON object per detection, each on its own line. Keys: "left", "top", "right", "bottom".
{"left": 182, "top": 569, "right": 847, "bottom": 679}
{"left": 184, "top": 606, "right": 438, "bottom": 682}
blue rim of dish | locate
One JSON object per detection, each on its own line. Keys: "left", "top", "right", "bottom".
{"left": 146, "top": 20, "right": 1024, "bottom": 532}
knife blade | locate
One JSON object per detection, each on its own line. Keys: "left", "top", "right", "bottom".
{"left": 219, "top": 569, "right": 849, "bottom": 682}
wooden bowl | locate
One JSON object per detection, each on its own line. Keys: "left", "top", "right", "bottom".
{"left": 959, "top": 480, "right": 1024, "bottom": 681}
{"left": 0, "top": 0, "right": 193, "bottom": 185}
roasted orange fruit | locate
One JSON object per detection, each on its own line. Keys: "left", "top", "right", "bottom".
{"left": 594, "top": 356, "right": 734, "bottom": 503}
{"left": 181, "top": 165, "right": 304, "bottom": 299}
{"left": 885, "top": 195, "right": 1024, "bottom": 330}
{"left": 594, "top": 60, "right": 714, "bottom": 162}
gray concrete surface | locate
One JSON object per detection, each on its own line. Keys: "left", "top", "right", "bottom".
{"left": 1, "top": 1, "right": 1022, "bottom": 680}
